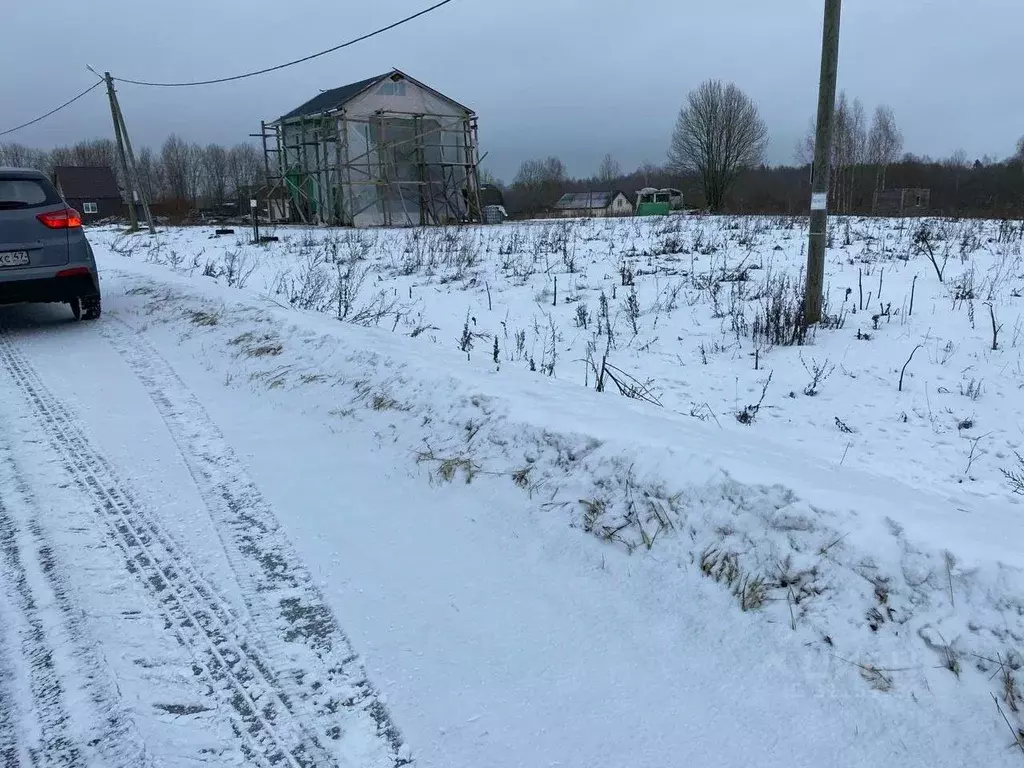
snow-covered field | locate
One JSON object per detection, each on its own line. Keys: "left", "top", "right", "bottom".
{"left": 97, "top": 214, "right": 1024, "bottom": 503}
{"left": 1, "top": 214, "right": 1023, "bottom": 766}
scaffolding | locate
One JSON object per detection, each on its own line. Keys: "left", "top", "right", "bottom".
{"left": 257, "top": 108, "right": 482, "bottom": 228}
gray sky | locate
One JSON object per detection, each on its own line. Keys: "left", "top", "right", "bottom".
{"left": 3, "top": 0, "right": 1022, "bottom": 181}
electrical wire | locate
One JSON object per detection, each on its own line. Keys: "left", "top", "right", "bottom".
{"left": 0, "top": 79, "right": 104, "bottom": 138}
{"left": 113, "top": 0, "right": 458, "bottom": 88}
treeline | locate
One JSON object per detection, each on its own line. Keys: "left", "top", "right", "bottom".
{"left": 0, "top": 135, "right": 263, "bottom": 213}
{"left": 729, "top": 156, "right": 1024, "bottom": 217}
{"left": 496, "top": 155, "right": 1024, "bottom": 219}
{"left": 498, "top": 85, "right": 1024, "bottom": 219}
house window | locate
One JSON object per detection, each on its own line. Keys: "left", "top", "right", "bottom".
{"left": 82, "top": 202, "right": 98, "bottom": 214}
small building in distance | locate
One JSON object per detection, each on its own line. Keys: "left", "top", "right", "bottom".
{"left": 552, "top": 190, "right": 633, "bottom": 218}
{"left": 478, "top": 184, "right": 507, "bottom": 224}
{"left": 635, "top": 187, "right": 684, "bottom": 216}
{"left": 52, "top": 166, "right": 123, "bottom": 223}
{"left": 873, "top": 187, "right": 930, "bottom": 216}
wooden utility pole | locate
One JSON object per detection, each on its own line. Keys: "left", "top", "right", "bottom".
{"left": 804, "top": 0, "right": 842, "bottom": 325}
{"left": 104, "top": 72, "right": 156, "bottom": 234}
{"left": 103, "top": 72, "right": 138, "bottom": 232}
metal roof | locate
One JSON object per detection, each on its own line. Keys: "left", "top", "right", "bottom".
{"left": 277, "top": 73, "right": 389, "bottom": 122}
{"left": 53, "top": 165, "right": 121, "bottom": 199}
{"left": 275, "top": 69, "right": 475, "bottom": 124}
{"left": 553, "top": 191, "right": 622, "bottom": 210}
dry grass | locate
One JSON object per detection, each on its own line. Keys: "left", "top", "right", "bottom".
{"left": 230, "top": 331, "right": 284, "bottom": 358}
{"left": 511, "top": 466, "right": 532, "bottom": 489}
{"left": 188, "top": 310, "right": 220, "bottom": 327}
{"left": 859, "top": 663, "right": 894, "bottom": 692}
{"left": 372, "top": 394, "right": 399, "bottom": 411}
{"left": 699, "top": 547, "right": 769, "bottom": 612}
{"left": 415, "top": 448, "right": 481, "bottom": 484}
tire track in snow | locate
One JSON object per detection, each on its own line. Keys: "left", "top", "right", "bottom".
{"left": 0, "top": 639, "right": 19, "bottom": 767}
{"left": 0, "top": 423, "right": 153, "bottom": 768}
{"left": 100, "top": 319, "right": 411, "bottom": 767}
{"left": 0, "top": 627, "right": 19, "bottom": 767}
{"left": 0, "top": 327, "right": 341, "bottom": 768}
{"left": 0, "top": 468, "right": 82, "bottom": 767}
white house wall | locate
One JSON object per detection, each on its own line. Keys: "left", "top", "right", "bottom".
{"left": 610, "top": 195, "right": 632, "bottom": 215}
{"left": 342, "top": 119, "right": 385, "bottom": 227}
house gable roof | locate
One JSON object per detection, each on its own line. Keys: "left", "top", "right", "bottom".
{"left": 278, "top": 73, "right": 389, "bottom": 122}
{"left": 553, "top": 191, "right": 626, "bottom": 210}
{"left": 275, "top": 69, "right": 474, "bottom": 123}
{"left": 53, "top": 166, "right": 120, "bottom": 200}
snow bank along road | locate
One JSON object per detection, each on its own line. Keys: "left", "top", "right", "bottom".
{"left": 1, "top": 246, "right": 1022, "bottom": 767}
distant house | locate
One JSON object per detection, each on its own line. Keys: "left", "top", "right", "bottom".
{"left": 52, "top": 166, "right": 123, "bottom": 223}
{"left": 478, "top": 184, "right": 505, "bottom": 209}
{"left": 873, "top": 188, "right": 930, "bottom": 217}
{"left": 552, "top": 190, "right": 633, "bottom": 218}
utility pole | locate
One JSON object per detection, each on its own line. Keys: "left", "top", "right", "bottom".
{"left": 804, "top": 0, "right": 842, "bottom": 325}
{"left": 102, "top": 71, "right": 156, "bottom": 234}
{"left": 103, "top": 72, "right": 138, "bottom": 232}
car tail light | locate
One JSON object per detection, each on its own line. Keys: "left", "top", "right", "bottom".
{"left": 37, "top": 208, "right": 82, "bottom": 229}
{"left": 56, "top": 267, "right": 90, "bottom": 279}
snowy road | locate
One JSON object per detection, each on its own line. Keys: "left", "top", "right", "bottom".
{"left": 0, "top": 305, "right": 407, "bottom": 767}
{"left": 1, "top": 248, "right": 1020, "bottom": 767}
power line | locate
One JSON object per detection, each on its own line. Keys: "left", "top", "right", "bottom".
{"left": 114, "top": 0, "right": 458, "bottom": 88}
{"left": 0, "top": 80, "right": 104, "bottom": 138}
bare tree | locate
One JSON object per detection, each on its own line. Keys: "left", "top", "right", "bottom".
{"left": 944, "top": 148, "right": 969, "bottom": 168}
{"left": 161, "top": 135, "right": 189, "bottom": 201}
{"left": 71, "top": 138, "right": 117, "bottom": 169}
{"left": 161, "top": 134, "right": 203, "bottom": 203}
{"left": 47, "top": 146, "right": 75, "bottom": 171}
{"left": 479, "top": 167, "right": 499, "bottom": 186}
{"left": 185, "top": 142, "right": 204, "bottom": 203}
{"left": 831, "top": 94, "right": 867, "bottom": 211}
{"left": 1016, "top": 135, "right": 1024, "bottom": 160}
{"left": 135, "top": 146, "right": 165, "bottom": 204}
{"left": 868, "top": 105, "right": 903, "bottom": 191}
{"left": 0, "top": 142, "right": 48, "bottom": 170}
{"left": 227, "top": 143, "right": 263, "bottom": 200}
{"left": 542, "top": 156, "right": 566, "bottom": 184}
{"left": 200, "top": 143, "right": 229, "bottom": 205}
{"left": 638, "top": 159, "right": 658, "bottom": 187}
{"left": 668, "top": 80, "right": 768, "bottom": 211}
{"left": 794, "top": 118, "right": 816, "bottom": 166}
{"left": 513, "top": 156, "right": 566, "bottom": 188}
{"left": 511, "top": 155, "right": 567, "bottom": 214}
{"left": 597, "top": 153, "right": 621, "bottom": 186}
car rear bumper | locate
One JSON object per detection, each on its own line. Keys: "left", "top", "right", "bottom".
{"left": 0, "top": 272, "right": 99, "bottom": 305}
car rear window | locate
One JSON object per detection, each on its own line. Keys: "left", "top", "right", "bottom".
{"left": 0, "top": 177, "right": 60, "bottom": 210}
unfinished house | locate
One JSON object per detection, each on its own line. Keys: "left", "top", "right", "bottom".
{"left": 872, "top": 188, "right": 931, "bottom": 216}
{"left": 259, "top": 69, "right": 481, "bottom": 227}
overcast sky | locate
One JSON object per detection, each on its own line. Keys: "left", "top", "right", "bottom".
{"left": 2, "top": 0, "right": 1022, "bottom": 181}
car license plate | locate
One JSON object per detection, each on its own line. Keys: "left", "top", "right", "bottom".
{"left": 0, "top": 250, "right": 29, "bottom": 267}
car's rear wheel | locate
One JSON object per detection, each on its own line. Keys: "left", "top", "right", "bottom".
{"left": 69, "top": 296, "right": 81, "bottom": 320}
{"left": 81, "top": 294, "right": 101, "bottom": 321}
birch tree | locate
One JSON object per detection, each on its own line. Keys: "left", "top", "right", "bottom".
{"left": 868, "top": 105, "right": 903, "bottom": 191}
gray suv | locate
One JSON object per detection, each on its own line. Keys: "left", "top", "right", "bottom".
{"left": 0, "top": 167, "right": 101, "bottom": 320}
